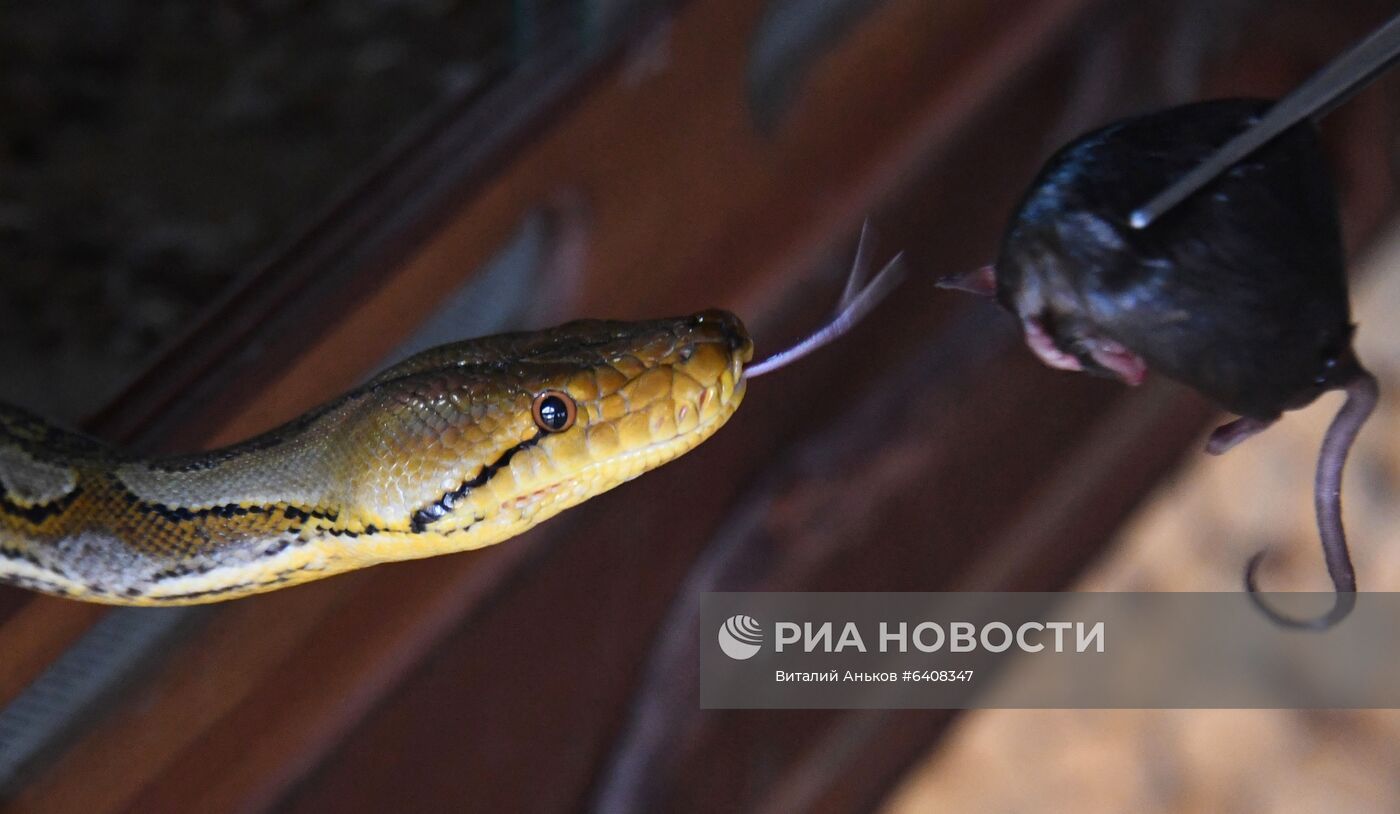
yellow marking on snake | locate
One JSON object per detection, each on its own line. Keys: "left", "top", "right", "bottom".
{"left": 0, "top": 311, "right": 751, "bottom": 605}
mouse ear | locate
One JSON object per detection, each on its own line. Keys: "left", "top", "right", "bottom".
{"left": 936, "top": 264, "right": 998, "bottom": 298}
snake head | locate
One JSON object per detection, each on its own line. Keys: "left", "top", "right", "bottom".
{"left": 528, "top": 308, "right": 753, "bottom": 476}
{"left": 354, "top": 310, "right": 753, "bottom": 548}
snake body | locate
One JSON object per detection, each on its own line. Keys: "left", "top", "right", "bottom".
{"left": 0, "top": 311, "right": 750, "bottom": 605}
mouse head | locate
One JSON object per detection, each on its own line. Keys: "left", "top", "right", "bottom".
{"left": 947, "top": 99, "right": 1361, "bottom": 420}
{"left": 942, "top": 99, "right": 1378, "bottom": 630}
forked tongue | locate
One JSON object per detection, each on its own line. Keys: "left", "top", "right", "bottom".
{"left": 747, "top": 222, "right": 906, "bottom": 378}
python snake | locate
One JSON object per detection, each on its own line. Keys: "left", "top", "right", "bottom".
{"left": 0, "top": 311, "right": 751, "bottom": 605}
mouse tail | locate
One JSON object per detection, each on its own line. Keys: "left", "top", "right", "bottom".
{"left": 1245, "top": 370, "right": 1378, "bottom": 630}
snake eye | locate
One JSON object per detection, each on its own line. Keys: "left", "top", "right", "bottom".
{"left": 531, "top": 390, "right": 576, "bottom": 433}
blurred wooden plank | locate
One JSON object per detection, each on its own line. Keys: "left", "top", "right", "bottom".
{"left": 0, "top": 602, "right": 105, "bottom": 709}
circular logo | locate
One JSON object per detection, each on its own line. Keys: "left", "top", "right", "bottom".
{"left": 718, "top": 614, "right": 763, "bottom": 660}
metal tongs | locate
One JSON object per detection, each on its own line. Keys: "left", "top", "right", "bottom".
{"left": 1130, "top": 11, "right": 1400, "bottom": 230}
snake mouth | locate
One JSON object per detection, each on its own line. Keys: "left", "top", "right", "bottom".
{"left": 592, "top": 373, "right": 743, "bottom": 480}
{"left": 713, "top": 314, "right": 753, "bottom": 359}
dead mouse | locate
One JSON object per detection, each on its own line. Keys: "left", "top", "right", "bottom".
{"left": 943, "top": 98, "right": 1378, "bottom": 630}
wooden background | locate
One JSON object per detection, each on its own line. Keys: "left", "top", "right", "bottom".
{"left": 2, "top": 0, "right": 1399, "bottom": 811}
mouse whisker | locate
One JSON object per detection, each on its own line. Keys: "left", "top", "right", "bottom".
{"left": 1245, "top": 370, "right": 1378, "bottom": 630}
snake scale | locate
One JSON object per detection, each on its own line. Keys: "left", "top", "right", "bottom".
{"left": 0, "top": 311, "right": 751, "bottom": 605}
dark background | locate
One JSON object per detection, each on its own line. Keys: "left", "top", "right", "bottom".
{"left": 0, "top": 0, "right": 519, "bottom": 418}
